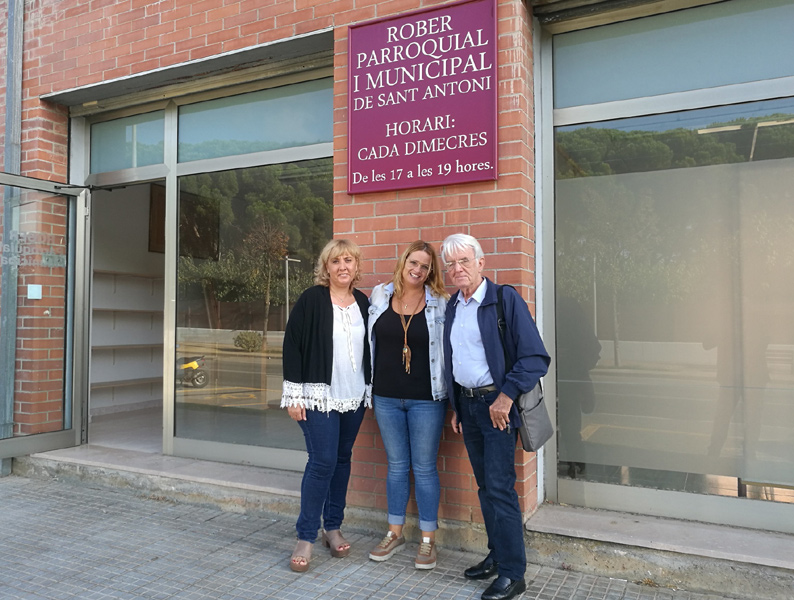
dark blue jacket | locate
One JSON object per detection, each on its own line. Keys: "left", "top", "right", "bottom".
{"left": 443, "top": 278, "right": 550, "bottom": 428}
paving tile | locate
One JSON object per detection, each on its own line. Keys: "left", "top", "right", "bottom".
{"left": 0, "top": 476, "right": 755, "bottom": 600}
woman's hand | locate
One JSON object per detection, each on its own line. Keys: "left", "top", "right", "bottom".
{"left": 288, "top": 405, "right": 307, "bottom": 421}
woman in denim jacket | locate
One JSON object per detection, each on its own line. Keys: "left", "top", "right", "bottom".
{"left": 367, "top": 240, "right": 448, "bottom": 570}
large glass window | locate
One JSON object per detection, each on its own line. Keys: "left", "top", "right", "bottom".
{"left": 177, "top": 78, "right": 333, "bottom": 163}
{"left": 553, "top": 0, "right": 794, "bottom": 108}
{"left": 555, "top": 97, "right": 794, "bottom": 501}
{"left": 174, "top": 159, "right": 332, "bottom": 449}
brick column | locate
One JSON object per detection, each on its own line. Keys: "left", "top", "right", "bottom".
{"left": 333, "top": 0, "right": 542, "bottom": 531}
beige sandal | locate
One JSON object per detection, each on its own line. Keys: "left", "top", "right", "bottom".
{"left": 322, "top": 529, "right": 351, "bottom": 558}
{"left": 289, "top": 540, "right": 313, "bottom": 572}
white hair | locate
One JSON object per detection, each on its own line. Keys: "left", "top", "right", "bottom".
{"left": 441, "top": 233, "right": 484, "bottom": 263}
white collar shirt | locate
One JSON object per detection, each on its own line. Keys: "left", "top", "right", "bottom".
{"left": 450, "top": 278, "right": 493, "bottom": 389}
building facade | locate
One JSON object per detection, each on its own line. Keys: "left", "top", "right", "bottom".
{"left": 1, "top": 0, "right": 792, "bottom": 543}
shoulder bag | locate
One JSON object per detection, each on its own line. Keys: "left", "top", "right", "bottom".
{"left": 496, "top": 285, "right": 554, "bottom": 452}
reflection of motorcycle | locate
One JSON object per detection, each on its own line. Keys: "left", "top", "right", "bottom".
{"left": 177, "top": 355, "right": 208, "bottom": 388}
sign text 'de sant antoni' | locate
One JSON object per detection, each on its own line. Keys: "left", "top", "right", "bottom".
{"left": 347, "top": 0, "right": 497, "bottom": 194}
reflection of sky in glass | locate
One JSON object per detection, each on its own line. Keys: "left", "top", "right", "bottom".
{"left": 124, "top": 116, "right": 165, "bottom": 144}
{"left": 178, "top": 79, "right": 333, "bottom": 162}
{"left": 560, "top": 97, "right": 794, "bottom": 133}
{"left": 90, "top": 111, "right": 164, "bottom": 173}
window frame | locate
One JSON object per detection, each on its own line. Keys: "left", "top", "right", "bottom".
{"left": 77, "top": 70, "right": 334, "bottom": 471}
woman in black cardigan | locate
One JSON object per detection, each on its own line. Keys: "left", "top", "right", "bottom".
{"left": 281, "top": 239, "right": 371, "bottom": 573}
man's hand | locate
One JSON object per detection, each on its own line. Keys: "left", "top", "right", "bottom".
{"left": 489, "top": 393, "right": 513, "bottom": 430}
{"left": 288, "top": 405, "right": 306, "bottom": 421}
{"left": 451, "top": 412, "right": 462, "bottom": 434}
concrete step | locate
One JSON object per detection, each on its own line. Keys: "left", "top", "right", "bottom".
{"left": 526, "top": 504, "right": 794, "bottom": 600}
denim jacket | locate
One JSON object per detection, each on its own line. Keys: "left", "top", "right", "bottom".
{"left": 368, "top": 282, "right": 448, "bottom": 401}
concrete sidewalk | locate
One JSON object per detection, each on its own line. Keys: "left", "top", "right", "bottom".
{"left": 0, "top": 475, "right": 741, "bottom": 600}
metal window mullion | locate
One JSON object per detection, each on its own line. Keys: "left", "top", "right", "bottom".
{"left": 68, "top": 190, "right": 91, "bottom": 444}
{"left": 161, "top": 101, "right": 178, "bottom": 455}
{"left": 174, "top": 143, "right": 334, "bottom": 178}
{"left": 0, "top": 190, "right": 21, "bottom": 442}
{"left": 1, "top": 0, "right": 25, "bottom": 440}
{"left": 537, "top": 26, "right": 559, "bottom": 504}
{"left": 553, "top": 75, "right": 794, "bottom": 127}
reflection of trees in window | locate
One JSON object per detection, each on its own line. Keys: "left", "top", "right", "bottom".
{"left": 556, "top": 114, "right": 794, "bottom": 179}
{"left": 126, "top": 141, "right": 164, "bottom": 167}
{"left": 177, "top": 159, "right": 332, "bottom": 340}
{"left": 555, "top": 112, "right": 794, "bottom": 367}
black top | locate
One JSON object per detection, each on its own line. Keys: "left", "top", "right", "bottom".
{"left": 372, "top": 302, "right": 432, "bottom": 400}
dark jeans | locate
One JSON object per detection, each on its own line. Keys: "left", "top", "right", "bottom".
{"left": 459, "top": 389, "right": 526, "bottom": 580}
{"left": 296, "top": 403, "right": 366, "bottom": 542}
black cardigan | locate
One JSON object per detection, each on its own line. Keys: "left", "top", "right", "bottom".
{"left": 282, "top": 285, "right": 372, "bottom": 391}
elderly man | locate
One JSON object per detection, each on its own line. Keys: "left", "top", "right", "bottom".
{"left": 441, "top": 233, "right": 550, "bottom": 600}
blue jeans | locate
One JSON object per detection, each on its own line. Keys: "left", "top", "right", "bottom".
{"left": 459, "top": 389, "right": 526, "bottom": 580}
{"left": 296, "top": 404, "right": 366, "bottom": 542}
{"left": 374, "top": 395, "right": 446, "bottom": 532}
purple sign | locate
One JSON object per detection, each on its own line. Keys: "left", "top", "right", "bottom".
{"left": 348, "top": 0, "right": 497, "bottom": 194}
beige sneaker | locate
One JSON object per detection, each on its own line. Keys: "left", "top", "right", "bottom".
{"left": 415, "top": 536, "right": 437, "bottom": 570}
{"left": 369, "top": 531, "right": 405, "bottom": 562}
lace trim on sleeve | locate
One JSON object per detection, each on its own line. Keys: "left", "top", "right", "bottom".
{"left": 281, "top": 381, "right": 326, "bottom": 409}
{"left": 281, "top": 380, "right": 370, "bottom": 413}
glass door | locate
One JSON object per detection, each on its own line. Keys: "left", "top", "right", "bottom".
{"left": 0, "top": 173, "right": 86, "bottom": 459}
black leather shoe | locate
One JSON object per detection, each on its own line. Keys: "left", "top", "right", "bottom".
{"left": 464, "top": 556, "right": 498, "bottom": 580}
{"left": 481, "top": 576, "right": 527, "bottom": 600}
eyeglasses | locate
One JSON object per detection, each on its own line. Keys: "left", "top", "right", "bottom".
{"left": 407, "top": 259, "right": 430, "bottom": 273}
{"left": 444, "top": 257, "right": 473, "bottom": 270}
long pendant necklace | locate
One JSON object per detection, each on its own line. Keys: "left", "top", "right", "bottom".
{"left": 398, "top": 293, "right": 424, "bottom": 374}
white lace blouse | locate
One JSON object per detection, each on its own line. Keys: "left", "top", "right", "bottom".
{"left": 327, "top": 303, "right": 368, "bottom": 411}
{"left": 281, "top": 299, "right": 371, "bottom": 413}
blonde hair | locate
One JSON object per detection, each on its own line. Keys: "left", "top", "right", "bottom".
{"left": 392, "top": 240, "right": 449, "bottom": 300}
{"left": 314, "top": 239, "right": 363, "bottom": 288}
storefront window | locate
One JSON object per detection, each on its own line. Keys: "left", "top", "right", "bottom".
{"left": 174, "top": 158, "right": 332, "bottom": 449}
{"left": 177, "top": 78, "right": 333, "bottom": 163}
{"left": 90, "top": 111, "right": 165, "bottom": 173}
{"left": 555, "top": 97, "right": 794, "bottom": 500}
{"left": 553, "top": 0, "right": 794, "bottom": 108}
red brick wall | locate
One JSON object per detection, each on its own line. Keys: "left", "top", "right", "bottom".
{"left": 334, "top": 0, "right": 542, "bottom": 521}
{"left": 15, "top": 0, "right": 540, "bottom": 518}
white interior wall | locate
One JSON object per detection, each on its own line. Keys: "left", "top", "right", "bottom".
{"left": 90, "top": 184, "right": 165, "bottom": 417}
{"left": 93, "top": 184, "right": 163, "bottom": 276}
